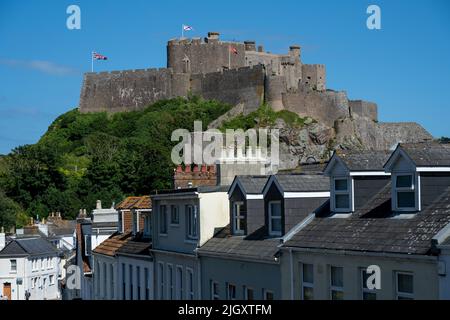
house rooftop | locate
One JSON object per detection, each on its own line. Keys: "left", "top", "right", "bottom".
{"left": 116, "top": 195, "right": 152, "bottom": 210}
{"left": 92, "top": 232, "right": 132, "bottom": 257}
{"left": 328, "top": 150, "right": 391, "bottom": 172}
{"left": 283, "top": 184, "right": 450, "bottom": 255}
{"left": 232, "top": 175, "right": 269, "bottom": 195}
{"left": 273, "top": 174, "right": 330, "bottom": 192}
{"left": 197, "top": 225, "right": 280, "bottom": 263}
{"left": 0, "top": 237, "right": 59, "bottom": 257}
{"left": 397, "top": 142, "right": 450, "bottom": 167}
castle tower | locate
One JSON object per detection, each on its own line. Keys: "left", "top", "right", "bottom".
{"left": 167, "top": 32, "right": 246, "bottom": 74}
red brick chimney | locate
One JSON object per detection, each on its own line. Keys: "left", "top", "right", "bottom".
{"left": 173, "top": 164, "right": 217, "bottom": 189}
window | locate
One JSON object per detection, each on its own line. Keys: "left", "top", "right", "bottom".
{"left": 158, "top": 263, "right": 165, "bottom": 299}
{"left": 232, "top": 201, "right": 246, "bottom": 235}
{"left": 49, "top": 275, "right": 55, "bottom": 285}
{"left": 226, "top": 283, "right": 236, "bottom": 300}
{"left": 394, "top": 174, "right": 417, "bottom": 210}
{"left": 301, "top": 263, "right": 314, "bottom": 300}
{"left": 159, "top": 205, "right": 168, "bottom": 235}
{"left": 129, "top": 264, "right": 133, "bottom": 300}
{"left": 171, "top": 205, "right": 179, "bottom": 225}
{"left": 31, "top": 278, "right": 35, "bottom": 289}
{"left": 10, "top": 259, "right": 17, "bottom": 273}
{"left": 122, "top": 263, "right": 126, "bottom": 300}
{"left": 396, "top": 272, "right": 414, "bottom": 300}
{"left": 330, "top": 266, "right": 344, "bottom": 300}
{"left": 361, "top": 269, "right": 376, "bottom": 300}
{"left": 186, "top": 205, "right": 198, "bottom": 240}
{"left": 268, "top": 201, "right": 282, "bottom": 236}
{"left": 145, "top": 267, "right": 150, "bottom": 300}
{"left": 144, "top": 215, "right": 152, "bottom": 237}
{"left": 211, "top": 281, "right": 220, "bottom": 300}
{"left": 110, "top": 264, "right": 115, "bottom": 300}
{"left": 332, "top": 177, "right": 352, "bottom": 212}
{"left": 137, "top": 266, "right": 141, "bottom": 300}
{"left": 244, "top": 286, "right": 254, "bottom": 300}
{"left": 85, "top": 235, "right": 92, "bottom": 256}
{"left": 167, "top": 264, "right": 174, "bottom": 300}
{"left": 176, "top": 266, "right": 184, "bottom": 300}
{"left": 104, "top": 263, "right": 108, "bottom": 299}
{"left": 263, "top": 290, "right": 274, "bottom": 300}
{"left": 186, "top": 268, "right": 194, "bottom": 300}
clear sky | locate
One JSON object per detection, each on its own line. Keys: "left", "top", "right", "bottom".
{"left": 0, "top": 0, "right": 449, "bottom": 154}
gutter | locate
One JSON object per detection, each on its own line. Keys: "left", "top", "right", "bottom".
{"left": 279, "top": 246, "right": 438, "bottom": 262}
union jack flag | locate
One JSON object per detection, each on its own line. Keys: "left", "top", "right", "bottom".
{"left": 92, "top": 52, "right": 108, "bottom": 60}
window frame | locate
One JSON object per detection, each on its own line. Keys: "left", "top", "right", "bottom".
{"left": 268, "top": 200, "right": 282, "bottom": 237}
{"left": 176, "top": 265, "right": 184, "bottom": 300}
{"left": 392, "top": 173, "right": 419, "bottom": 211}
{"left": 244, "top": 286, "right": 254, "bottom": 300}
{"left": 301, "top": 263, "right": 314, "bottom": 300}
{"left": 186, "top": 205, "right": 198, "bottom": 240}
{"left": 211, "top": 280, "right": 220, "bottom": 300}
{"left": 186, "top": 268, "right": 194, "bottom": 300}
{"left": 226, "top": 283, "right": 237, "bottom": 300}
{"left": 170, "top": 205, "right": 180, "bottom": 226}
{"left": 232, "top": 201, "right": 246, "bottom": 235}
{"left": 263, "top": 289, "right": 274, "bottom": 300}
{"left": 159, "top": 205, "right": 168, "bottom": 235}
{"left": 167, "top": 263, "right": 174, "bottom": 300}
{"left": 157, "top": 262, "right": 165, "bottom": 300}
{"left": 395, "top": 271, "right": 414, "bottom": 300}
{"left": 331, "top": 176, "right": 353, "bottom": 212}
{"left": 329, "top": 265, "right": 344, "bottom": 300}
{"left": 10, "top": 259, "right": 17, "bottom": 273}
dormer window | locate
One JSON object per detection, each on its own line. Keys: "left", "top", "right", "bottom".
{"left": 332, "top": 177, "right": 353, "bottom": 212}
{"left": 268, "top": 201, "right": 282, "bottom": 237}
{"left": 393, "top": 173, "right": 418, "bottom": 211}
{"left": 232, "top": 201, "right": 246, "bottom": 235}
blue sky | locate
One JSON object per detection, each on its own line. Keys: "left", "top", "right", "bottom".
{"left": 0, "top": 0, "right": 449, "bottom": 154}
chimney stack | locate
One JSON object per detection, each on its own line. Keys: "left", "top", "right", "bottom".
{"left": 0, "top": 227, "right": 5, "bottom": 251}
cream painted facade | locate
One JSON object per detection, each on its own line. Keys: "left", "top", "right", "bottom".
{"left": 280, "top": 248, "right": 439, "bottom": 300}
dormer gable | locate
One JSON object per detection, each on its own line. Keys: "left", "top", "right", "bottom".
{"left": 325, "top": 150, "right": 391, "bottom": 214}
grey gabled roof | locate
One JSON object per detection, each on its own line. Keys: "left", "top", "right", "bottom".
{"left": 274, "top": 174, "right": 330, "bottom": 192}
{"left": 233, "top": 175, "right": 269, "bottom": 195}
{"left": 197, "top": 225, "right": 280, "bottom": 262}
{"left": 399, "top": 142, "right": 450, "bottom": 167}
{"left": 0, "top": 237, "right": 58, "bottom": 257}
{"left": 283, "top": 184, "right": 450, "bottom": 255}
{"left": 326, "top": 150, "right": 391, "bottom": 172}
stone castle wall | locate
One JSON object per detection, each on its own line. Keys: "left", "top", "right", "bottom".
{"left": 79, "top": 68, "right": 190, "bottom": 113}
{"left": 79, "top": 65, "right": 265, "bottom": 114}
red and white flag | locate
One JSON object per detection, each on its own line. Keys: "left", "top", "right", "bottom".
{"left": 229, "top": 46, "right": 238, "bottom": 55}
{"left": 183, "top": 25, "right": 193, "bottom": 31}
{"left": 92, "top": 52, "right": 108, "bottom": 60}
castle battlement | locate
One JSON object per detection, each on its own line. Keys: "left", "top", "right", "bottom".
{"left": 79, "top": 32, "right": 378, "bottom": 127}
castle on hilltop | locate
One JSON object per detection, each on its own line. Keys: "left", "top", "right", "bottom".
{"left": 78, "top": 32, "right": 377, "bottom": 126}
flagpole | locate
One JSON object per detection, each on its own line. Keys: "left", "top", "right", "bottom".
{"left": 182, "top": 24, "right": 184, "bottom": 38}
{"left": 91, "top": 51, "right": 94, "bottom": 72}
{"left": 228, "top": 45, "right": 231, "bottom": 69}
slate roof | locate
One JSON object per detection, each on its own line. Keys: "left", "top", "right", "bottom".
{"left": 92, "top": 232, "right": 132, "bottom": 257}
{"left": 197, "top": 225, "right": 280, "bottom": 262}
{"left": 234, "top": 175, "right": 269, "bottom": 194}
{"left": 274, "top": 174, "right": 330, "bottom": 192}
{"left": 0, "top": 237, "right": 58, "bottom": 257}
{"left": 284, "top": 184, "right": 450, "bottom": 255}
{"left": 116, "top": 238, "right": 152, "bottom": 257}
{"left": 399, "top": 142, "right": 450, "bottom": 167}
{"left": 47, "top": 220, "right": 76, "bottom": 236}
{"left": 331, "top": 150, "right": 391, "bottom": 171}
{"left": 116, "top": 196, "right": 152, "bottom": 210}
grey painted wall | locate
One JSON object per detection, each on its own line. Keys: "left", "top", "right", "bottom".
{"left": 201, "top": 256, "right": 281, "bottom": 300}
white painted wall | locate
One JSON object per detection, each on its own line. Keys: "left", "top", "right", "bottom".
{"left": 0, "top": 255, "right": 60, "bottom": 300}
{"left": 199, "top": 192, "right": 229, "bottom": 247}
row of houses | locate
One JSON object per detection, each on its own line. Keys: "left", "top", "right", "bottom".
{"left": 71, "top": 142, "right": 450, "bottom": 300}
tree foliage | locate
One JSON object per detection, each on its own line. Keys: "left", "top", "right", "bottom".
{"left": 0, "top": 97, "right": 231, "bottom": 224}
